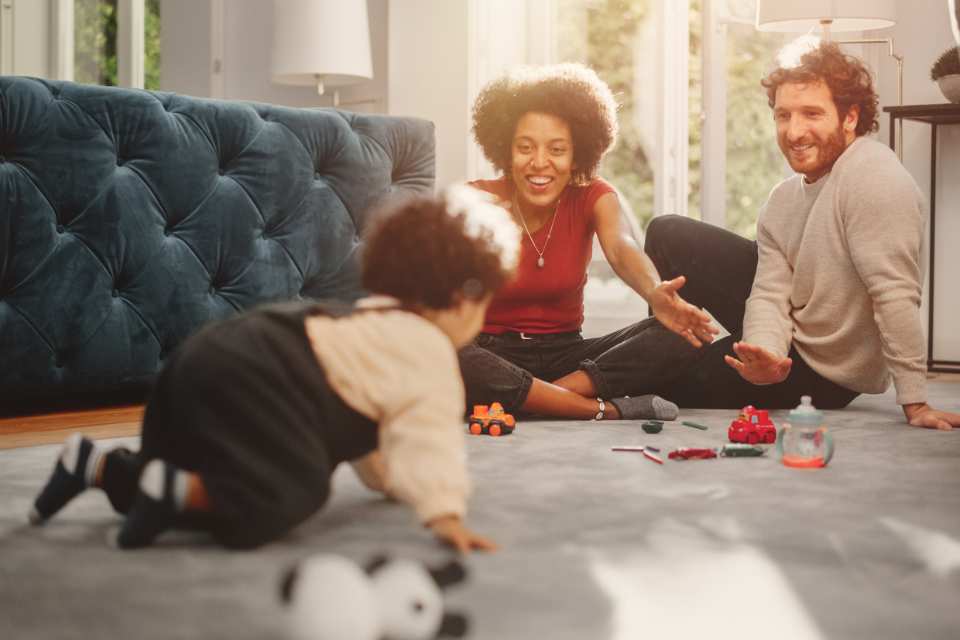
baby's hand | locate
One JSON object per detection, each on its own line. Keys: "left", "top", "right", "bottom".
{"left": 427, "top": 515, "right": 498, "bottom": 554}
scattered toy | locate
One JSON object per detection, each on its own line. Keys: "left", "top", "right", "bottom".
{"left": 641, "top": 421, "right": 663, "bottom": 434}
{"left": 467, "top": 402, "right": 515, "bottom": 437}
{"left": 668, "top": 447, "right": 717, "bottom": 460}
{"left": 727, "top": 406, "right": 776, "bottom": 444}
{"left": 681, "top": 420, "right": 709, "bottom": 431}
{"left": 611, "top": 446, "right": 663, "bottom": 465}
{"left": 719, "top": 444, "right": 766, "bottom": 457}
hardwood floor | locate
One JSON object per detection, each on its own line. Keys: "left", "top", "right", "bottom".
{"left": 0, "top": 405, "right": 143, "bottom": 450}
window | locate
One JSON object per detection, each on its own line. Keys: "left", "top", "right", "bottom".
{"left": 550, "top": 0, "right": 786, "bottom": 236}
{"left": 553, "top": 0, "right": 659, "bottom": 228}
{"left": 62, "top": 0, "right": 161, "bottom": 89}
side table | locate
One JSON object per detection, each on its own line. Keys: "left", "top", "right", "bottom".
{"left": 883, "top": 103, "right": 960, "bottom": 373}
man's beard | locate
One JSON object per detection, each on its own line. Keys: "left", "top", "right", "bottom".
{"left": 780, "top": 125, "right": 847, "bottom": 181}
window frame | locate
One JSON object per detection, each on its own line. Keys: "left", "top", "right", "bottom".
{"left": 50, "top": 0, "right": 146, "bottom": 88}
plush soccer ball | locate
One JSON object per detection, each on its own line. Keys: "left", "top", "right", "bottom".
{"left": 280, "top": 554, "right": 468, "bottom": 640}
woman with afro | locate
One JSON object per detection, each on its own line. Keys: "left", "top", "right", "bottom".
{"left": 462, "top": 63, "right": 716, "bottom": 422}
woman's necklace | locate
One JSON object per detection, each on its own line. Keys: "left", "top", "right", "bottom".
{"left": 512, "top": 191, "right": 560, "bottom": 268}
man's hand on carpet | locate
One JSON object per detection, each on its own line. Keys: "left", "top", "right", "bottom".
{"left": 724, "top": 341, "right": 792, "bottom": 385}
{"left": 649, "top": 276, "right": 718, "bottom": 348}
{"left": 903, "top": 403, "right": 960, "bottom": 430}
{"left": 428, "top": 515, "right": 498, "bottom": 554}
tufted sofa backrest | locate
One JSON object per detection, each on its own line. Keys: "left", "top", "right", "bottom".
{"left": 0, "top": 77, "right": 435, "bottom": 406}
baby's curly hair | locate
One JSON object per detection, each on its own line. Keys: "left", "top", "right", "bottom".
{"left": 362, "top": 187, "right": 520, "bottom": 310}
{"left": 472, "top": 63, "right": 619, "bottom": 185}
{"left": 762, "top": 40, "right": 879, "bottom": 137}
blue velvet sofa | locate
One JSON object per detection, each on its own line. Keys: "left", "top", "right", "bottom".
{"left": 0, "top": 77, "right": 435, "bottom": 412}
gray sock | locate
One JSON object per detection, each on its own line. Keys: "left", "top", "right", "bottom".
{"left": 608, "top": 395, "right": 679, "bottom": 421}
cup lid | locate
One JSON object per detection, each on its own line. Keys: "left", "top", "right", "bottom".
{"left": 788, "top": 395, "right": 824, "bottom": 425}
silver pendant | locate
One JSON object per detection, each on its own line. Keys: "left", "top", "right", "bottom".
{"left": 537, "top": 256, "right": 545, "bottom": 268}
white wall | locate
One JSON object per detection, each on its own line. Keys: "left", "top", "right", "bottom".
{"left": 1, "top": 0, "right": 50, "bottom": 76}
{"left": 387, "top": 0, "right": 470, "bottom": 191}
{"left": 874, "top": 0, "right": 960, "bottom": 364}
{"left": 159, "top": 0, "right": 213, "bottom": 97}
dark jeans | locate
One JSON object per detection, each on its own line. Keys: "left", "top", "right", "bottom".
{"left": 642, "top": 215, "right": 858, "bottom": 409}
{"left": 459, "top": 316, "right": 701, "bottom": 414}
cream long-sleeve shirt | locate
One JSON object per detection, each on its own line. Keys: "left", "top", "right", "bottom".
{"left": 304, "top": 298, "right": 469, "bottom": 523}
{"left": 743, "top": 137, "right": 927, "bottom": 405}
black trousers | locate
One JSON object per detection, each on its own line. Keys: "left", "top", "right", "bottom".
{"left": 458, "top": 319, "right": 700, "bottom": 413}
{"left": 642, "top": 215, "right": 858, "bottom": 409}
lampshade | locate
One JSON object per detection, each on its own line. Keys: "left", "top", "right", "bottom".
{"left": 756, "top": 0, "right": 896, "bottom": 33}
{"left": 272, "top": 0, "right": 373, "bottom": 92}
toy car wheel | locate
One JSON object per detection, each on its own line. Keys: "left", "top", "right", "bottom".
{"left": 469, "top": 423, "right": 483, "bottom": 435}
{"left": 489, "top": 424, "right": 502, "bottom": 437}
{"left": 747, "top": 432, "right": 759, "bottom": 445}
{"left": 504, "top": 414, "right": 516, "bottom": 427}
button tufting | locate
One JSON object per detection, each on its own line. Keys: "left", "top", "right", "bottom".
{"left": 112, "top": 289, "right": 119, "bottom": 298}
{"left": 56, "top": 224, "right": 65, "bottom": 233}
{"left": 218, "top": 168, "right": 225, "bottom": 176}
{"left": 164, "top": 228, "right": 172, "bottom": 237}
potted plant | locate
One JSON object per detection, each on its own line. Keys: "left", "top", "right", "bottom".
{"left": 931, "top": 45, "right": 960, "bottom": 103}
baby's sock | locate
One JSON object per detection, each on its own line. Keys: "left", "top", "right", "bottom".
{"left": 30, "top": 433, "right": 106, "bottom": 525}
{"left": 115, "top": 460, "right": 188, "bottom": 549}
{"left": 608, "top": 394, "right": 679, "bottom": 421}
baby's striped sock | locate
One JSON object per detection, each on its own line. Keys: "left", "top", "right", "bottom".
{"left": 30, "top": 433, "right": 106, "bottom": 525}
{"left": 115, "top": 460, "right": 188, "bottom": 549}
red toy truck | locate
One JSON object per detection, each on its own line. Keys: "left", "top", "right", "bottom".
{"left": 468, "top": 402, "right": 516, "bottom": 437}
{"left": 728, "top": 406, "right": 776, "bottom": 444}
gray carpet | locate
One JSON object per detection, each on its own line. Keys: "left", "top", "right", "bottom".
{"left": 2, "top": 383, "right": 959, "bottom": 640}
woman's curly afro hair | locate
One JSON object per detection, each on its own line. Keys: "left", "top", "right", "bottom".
{"left": 762, "top": 40, "right": 879, "bottom": 137}
{"left": 472, "top": 63, "right": 619, "bottom": 185}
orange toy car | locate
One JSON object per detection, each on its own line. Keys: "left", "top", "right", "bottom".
{"left": 728, "top": 405, "right": 777, "bottom": 444}
{"left": 467, "top": 403, "right": 516, "bottom": 437}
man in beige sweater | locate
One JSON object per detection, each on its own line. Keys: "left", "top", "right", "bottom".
{"left": 641, "top": 41, "right": 959, "bottom": 430}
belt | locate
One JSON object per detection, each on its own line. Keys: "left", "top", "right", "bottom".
{"left": 488, "top": 330, "right": 581, "bottom": 342}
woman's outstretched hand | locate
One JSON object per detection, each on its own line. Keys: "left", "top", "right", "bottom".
{"left": 427, "top": 515, "right": 499, "bottom": 554}
{"left": 648, "top": 276, "right": 718, "bottom": 348}
{"left": 724, "top": 341, "right": 792, "bottom": 385}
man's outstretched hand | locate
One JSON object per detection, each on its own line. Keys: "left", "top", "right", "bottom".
{"left": 902, "top": 403, "right": 960, "bottom": 431}
{"left": 724, "top": 341, "right": 792, "bottom": 385}
{"left": 648, "top": 276, "right": 719, "bottom": 348}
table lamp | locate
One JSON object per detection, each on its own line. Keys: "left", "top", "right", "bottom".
{"left": 271, "top": 0, "right": 373, "bottom": 107}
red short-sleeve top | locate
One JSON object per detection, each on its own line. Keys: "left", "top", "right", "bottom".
{"left": 469, "top": 177, "right": 615, "bottom": 334}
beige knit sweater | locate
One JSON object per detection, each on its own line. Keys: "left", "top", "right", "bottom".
{"left": 304, "top": 298, "right": 469, "bottom": 523}
{"left": 743, "top": 137, "right": 927, "bottom": 405}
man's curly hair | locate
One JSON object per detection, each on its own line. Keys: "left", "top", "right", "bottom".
{"left": 472, "top": 63, "right": 619, "bottom": 185}
{"left": 362, "top": 191, "right": 517, "bottom": 310}
{"left": 762, "top": 40, "right": 879, "bottom": 136}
